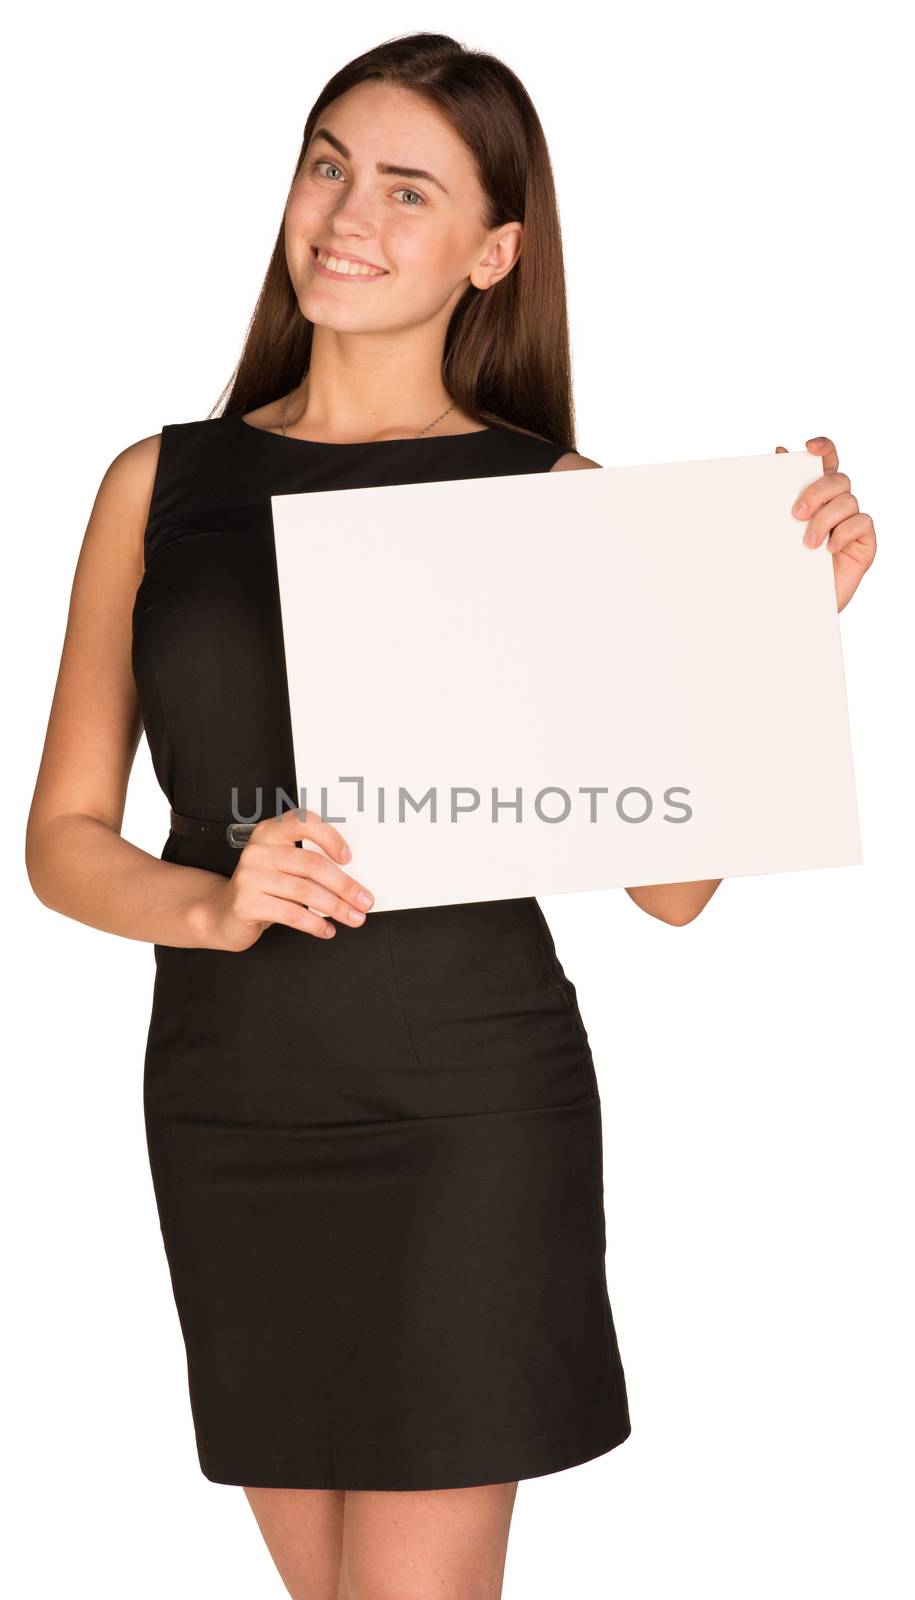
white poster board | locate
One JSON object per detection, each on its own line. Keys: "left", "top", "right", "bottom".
{"left": 271, "top": 450, "right": 862, "bottom": 913}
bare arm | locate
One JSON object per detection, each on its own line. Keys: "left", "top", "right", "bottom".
{"left": 24, "top": 435, "right": 228, "bottom": 948}
{"left": 25, "top": 439, "right": 378, "bottom": 951}
{"left": 550, "top": 449, "right": 722, "bottom": 927}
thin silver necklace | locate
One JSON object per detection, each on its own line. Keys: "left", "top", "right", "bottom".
{"left": 281, "top": 391, "right": 456, "bottom": 440}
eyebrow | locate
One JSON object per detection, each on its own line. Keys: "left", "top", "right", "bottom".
{"left": 309, "top": 126, "right": 450, "bottom": 195}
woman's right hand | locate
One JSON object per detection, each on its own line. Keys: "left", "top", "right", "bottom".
{"left": 199, "top": 807, "right": 375, "bottom": 951}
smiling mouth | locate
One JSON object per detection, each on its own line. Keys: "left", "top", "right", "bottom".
{"left": 311, "top": 245, "right": 388, "bottom": 280}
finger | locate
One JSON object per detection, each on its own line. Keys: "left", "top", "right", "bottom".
{"left": 268, "top": 899, "right": 339, "bottom": 939}
{"left": 257, "top": 863, "right": 372, "bottom": 927}
{"left": 791, "top": 470, "right": 851, "bottom": 523}
{"left": 249, "top": 805, "right": 352, "bottom": 864}
{"left": 225, "top": 884, "right": 338, "bottom": 940}
{"left": 243, "top": 840, "right": 374, "bottom": 910}
{"left": 820, "top": 510, "right": 875, "bottom": 557}
{"left": 801, "top": 491, "right": 859, "bottom": 549}
{"left": 805, "top": 435, "right": 839, "bottom": 473}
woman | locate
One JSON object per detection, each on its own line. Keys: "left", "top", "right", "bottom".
{"left": 25, "top": 31, "right": 876, "bottom": 1600}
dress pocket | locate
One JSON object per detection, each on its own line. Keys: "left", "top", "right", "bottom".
{"left": 512, "top": 898, "right": 574, "bottom": 1007}
{"left": 390, "top": 898, "right": 593, "bottom": 1115}
{"left": 387, "top": 896, "right": 571, "bottom": 1023}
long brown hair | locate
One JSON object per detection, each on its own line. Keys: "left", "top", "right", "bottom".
{"left": 212, "top": 32, "right": 576, "bottom": 452}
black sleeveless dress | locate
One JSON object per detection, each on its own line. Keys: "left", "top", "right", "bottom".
{"left": 131, "top": 412, "right": 631, "bottom": 1490}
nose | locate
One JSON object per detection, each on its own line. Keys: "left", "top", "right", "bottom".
{"left": 324, "top": 184, "right": 381, "bottom": 237}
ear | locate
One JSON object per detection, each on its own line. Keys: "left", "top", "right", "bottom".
{"left": 471, "top": 222, "right": 523, "bottom": 290}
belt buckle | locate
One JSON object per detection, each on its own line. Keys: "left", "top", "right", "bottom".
{"left": 225, "top": 821, "right": 256, "bottom": 849}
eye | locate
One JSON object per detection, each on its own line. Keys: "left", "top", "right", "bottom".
{"left": 310, "top": 160, "right": 426, "bottom": 207}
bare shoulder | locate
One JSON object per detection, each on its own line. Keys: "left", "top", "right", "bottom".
{"left": 85, "top": 432, "right": 163, "bottom": 575}
{"left": 101, "top": 431, "right": 163, "bottom": 506}
{"left": 549, "top": 451, "right": 603, "bottom": 471}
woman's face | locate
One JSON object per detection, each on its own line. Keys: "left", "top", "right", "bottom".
{"left": 284, "top": 80, "right": 518, "bottom": 335}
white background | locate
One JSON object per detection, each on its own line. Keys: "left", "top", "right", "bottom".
{"left": 5, "top": 2, "right": 911, "bottom": 1595}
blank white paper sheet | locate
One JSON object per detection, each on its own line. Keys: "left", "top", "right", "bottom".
{"left": 271, "top": 449, "right": 863, "bottom": 912}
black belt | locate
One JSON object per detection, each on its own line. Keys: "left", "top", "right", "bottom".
{"left": 169, "top": 809, "right": 256, "bottom": 849}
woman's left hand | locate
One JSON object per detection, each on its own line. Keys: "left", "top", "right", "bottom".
{"left": 776, "top": 436, "right": 876, "bottom": 613}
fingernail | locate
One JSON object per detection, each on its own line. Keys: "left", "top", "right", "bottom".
{"left": 804, "top": 528, "right": 817, "bottom": 546}
{"left": 357, "top": 890, "right": 373, "bottom": 907}
{"left": 339, "top": 843, "right": 351, "bottom": 860}
{"left": 792, "top": 501, "right": 807, "bottom": 517}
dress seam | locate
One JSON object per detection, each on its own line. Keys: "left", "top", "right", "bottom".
{"left": 383, "top": 914, "right": 425, "bottom": 1075}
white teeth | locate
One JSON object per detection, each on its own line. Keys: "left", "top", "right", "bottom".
{"left": 315, "top": 249, "right": 384, "bottom": 278}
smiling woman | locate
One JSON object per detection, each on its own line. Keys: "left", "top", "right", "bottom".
{"left": 218, "top": 40, "right": 579, "bottom": 450}
{"left": 26, "top": 28, "right": 630, "bottom": 1600}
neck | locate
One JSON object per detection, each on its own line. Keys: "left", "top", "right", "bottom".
{"left": 294, "top": 327, "right": 458, "bottom": 437}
